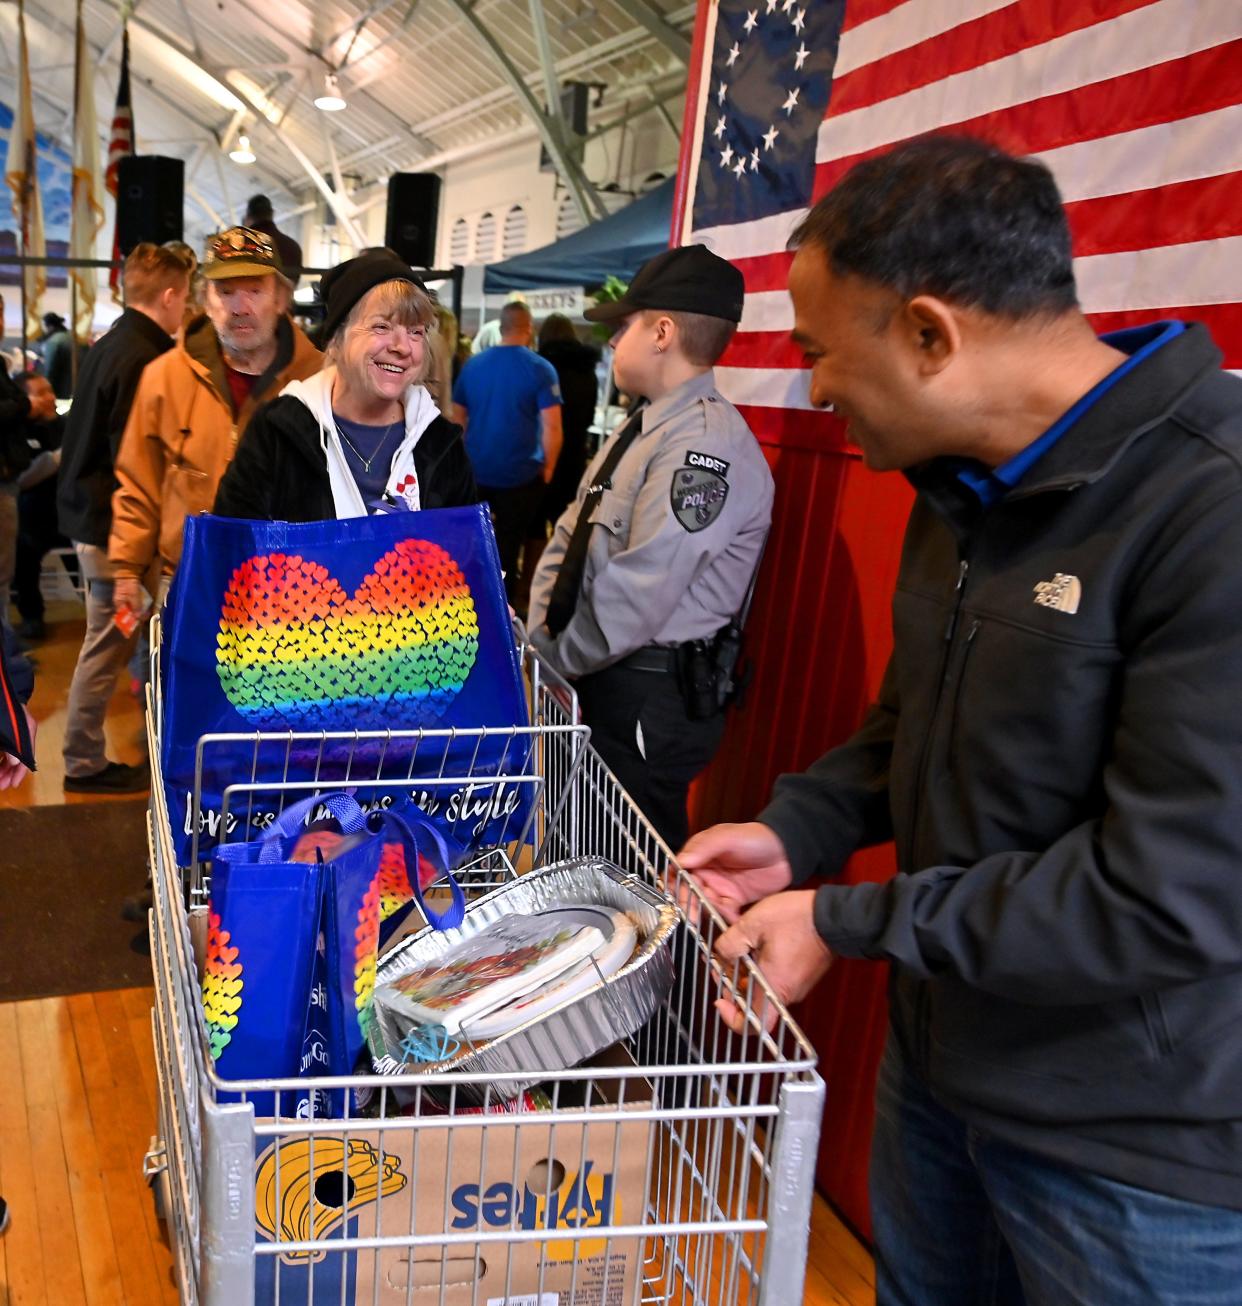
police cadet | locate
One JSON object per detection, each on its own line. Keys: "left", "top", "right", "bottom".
{"left": 527, "top": 245, "right": 774, "bottom": 849}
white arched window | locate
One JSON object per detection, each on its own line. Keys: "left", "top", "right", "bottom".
{"left": 556, "top": 193, "right": 583, "bottom": 241}
{"left": 475, "top": 211, "right": 497, "bottom": 262}
{"left": 501, "top": 204, "right": 527, "bottom": 258}
{"left": 449, "top": 217, "right": 470, "bottom": 264}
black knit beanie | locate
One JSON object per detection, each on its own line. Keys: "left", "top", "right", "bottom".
{"left": 318, "top": 248, "right": 427, "bottom": 344}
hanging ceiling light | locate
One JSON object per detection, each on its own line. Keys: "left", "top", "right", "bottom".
{"left": 229, "top": 133, "right": 256, "bottom": 164}
{"left": 314, "top": 74, "right": 347, "bottom": 112}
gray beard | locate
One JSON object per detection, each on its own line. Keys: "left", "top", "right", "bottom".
{"left": 218, "top": 323, "right": 276, "bottom": 369}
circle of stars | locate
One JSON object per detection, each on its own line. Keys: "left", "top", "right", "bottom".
{"left": 712, "top": 2, "right": 812, "bottom": 181}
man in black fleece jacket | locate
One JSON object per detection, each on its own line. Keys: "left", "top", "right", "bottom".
{"left": 681, "top": 137, "right": 1242, "bottom": 1304}
{"left": 57, "top": 243, "right": 191, "bottom": 794}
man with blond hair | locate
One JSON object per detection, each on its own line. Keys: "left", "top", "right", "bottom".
{"left": 58, "top": 241, "right": 193, "bottom": 793}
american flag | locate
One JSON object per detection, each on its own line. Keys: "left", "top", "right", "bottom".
{"left": 682, "top": 0, "right": 1242, "bottom": 446}
{"left": 106, "top": 27, "right": 134, "bottom": 299}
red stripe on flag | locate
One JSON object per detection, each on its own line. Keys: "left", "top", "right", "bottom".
{"left": 814, "top": 39, "right": 1242, "bottom": 198}
{"left": 720, "top": 331, "right": 802, "bottom": 370}
{"left": 1066, "top": 174, "right": 1242, "bottom": 257}
{"left": 841, "top": 0, "right": 908, "bottom": 33}
{"left": 829, "top": 0, "right": 1158, "bottom": 119}
{"left": 738, "top": 250, "right": 796, "bottom": 295}
{"left": 737, "top": 403, "right": 854, "bottom": 453}
{"left": 1086, "top": 303, "right": 1242, "bottom": 368}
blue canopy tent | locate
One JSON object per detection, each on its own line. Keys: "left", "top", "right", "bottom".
{"left": 483, "top": 178, "right": 675, "bottom": 293}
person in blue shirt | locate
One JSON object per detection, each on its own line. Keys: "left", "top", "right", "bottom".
{"left": 452, "top": 302, "right": 562, "bottom": 606}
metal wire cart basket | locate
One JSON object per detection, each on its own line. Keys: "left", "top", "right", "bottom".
{"left": 143, "top": 618, "right": 825, "bottom": 1306}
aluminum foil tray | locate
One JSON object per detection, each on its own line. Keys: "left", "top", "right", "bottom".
{"left": 370, "top": 858, "right": 677, "bottom": 1104}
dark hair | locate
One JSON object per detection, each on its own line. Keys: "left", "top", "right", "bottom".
{"left": 499, "top": 302, "right": 532, "bottom": 335}
{"left": 42, "top": 312, "right": 67, "bottom": 331}
{"left": 790, "top": 136, "right": 1077, "bottom": 319}
{"left": 245, "top": 193, "right": 274, "bottom": 220}
{"left": 538, "top": 313, "right": 577, "bottom": 348}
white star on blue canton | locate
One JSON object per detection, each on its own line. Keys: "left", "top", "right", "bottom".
{"left": 692, "top": 0, "right": 842, "bottom": 231}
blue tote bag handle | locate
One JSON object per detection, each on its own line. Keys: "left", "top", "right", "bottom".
{"left": 373, "top": 807, "right": 467, "bottom": 931}
{"left": 212, "top": 791, "right": 366, "bottom": 866}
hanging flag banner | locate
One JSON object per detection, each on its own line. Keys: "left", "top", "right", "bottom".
{"left": 4, "top": 0, "right": 47, "bottom": 340}
{"left": 70, "top": 0, "right": 105, "bottom": 339}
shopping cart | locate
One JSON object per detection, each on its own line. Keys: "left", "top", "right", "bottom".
{"left": 143, "top": 618, "right": 825, "bottom": 1306}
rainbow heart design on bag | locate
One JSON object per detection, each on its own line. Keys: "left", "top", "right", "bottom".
{"left": 202, "top": 912, "right": 244, "bottom": 1060}
{"left": 215, "top": 541, "right": 480, "bottom": 730}
{"left": 352, "top": 843, "right": 433, "bottom": 1044}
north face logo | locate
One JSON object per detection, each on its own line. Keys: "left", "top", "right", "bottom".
{"left": 1033, "top": 573, "right": 1082, "bottom": 615}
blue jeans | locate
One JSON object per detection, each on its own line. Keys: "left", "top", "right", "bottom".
{"left": 871, "top": 1037, "right": 1242, "bottom": 1305}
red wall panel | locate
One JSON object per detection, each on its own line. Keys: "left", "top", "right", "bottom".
{"left": 688, "top": 440, "right": 914, "bottom": 1237}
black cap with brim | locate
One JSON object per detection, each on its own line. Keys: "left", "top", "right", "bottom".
{"left": 584, "top": 244, "right": 745, "bottom": 325}
{"left": 319, "top": 248, "right": 428, "bottom": 343}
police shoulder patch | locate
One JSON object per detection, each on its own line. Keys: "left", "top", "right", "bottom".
{"left": 671, "top": 465, "right": 729, "bottom": 533}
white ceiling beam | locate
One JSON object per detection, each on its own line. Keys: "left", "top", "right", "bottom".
{"left": 336, "top": 0, "right": 422, "bottom": 74}
{"left": 186, "top": 182, "right": 224, "bottom": 228}
{"left": 207, "top": 3, "right": 438, "bottom": 158}
{"left": 529, "top": 0, "right": 565, "bottom": 123}
{"left": 330, "top": 7, "right": 690, "bottom": 181}
{"left": 582, "top": 83, "right": 681, "bottom": 143}
{"left": 607, "top": 0, "right": 691, "bottom": 63}
{"left": 444, "top": 0, "right": 606, "bottom": 224}
{"left": 321, "top": 0, "right": 402, "bottom": 61}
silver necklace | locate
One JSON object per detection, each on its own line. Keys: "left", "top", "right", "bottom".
{"left": 334, "top": 414, "right": 403, "bottom": 473}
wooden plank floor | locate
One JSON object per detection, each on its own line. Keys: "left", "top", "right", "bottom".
{"left": 0, "top": 989, "right": 179, "bottom": 1306}
{"left": 0, "top": 604, "right": 875, "bottom": 1305}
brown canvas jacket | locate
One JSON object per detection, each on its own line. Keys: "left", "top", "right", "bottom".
{"left": 108, "top": 313, "right": 320, "bottom": 579}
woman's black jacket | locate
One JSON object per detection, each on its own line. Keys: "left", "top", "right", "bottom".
{"left": 213, "top": 393, "right": 478, "bottom": 520}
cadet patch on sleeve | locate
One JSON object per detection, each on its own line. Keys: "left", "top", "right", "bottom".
{"left": 685, "top": 450, "right": 730, "bottom": 476}
{"left": 671, "top": 465, "right": 729, "bottom": 532}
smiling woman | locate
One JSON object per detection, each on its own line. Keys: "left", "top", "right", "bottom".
{"left": 213, "top": 249, "right": 478, "bottom": 521}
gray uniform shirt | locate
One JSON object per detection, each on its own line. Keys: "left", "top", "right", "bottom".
{"left": 528, "top": 369, "right": 774, "bottom": 679}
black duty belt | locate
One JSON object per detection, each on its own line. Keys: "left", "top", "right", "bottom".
{"left": 612, "top": 644, "right": 678, "bottom": 674}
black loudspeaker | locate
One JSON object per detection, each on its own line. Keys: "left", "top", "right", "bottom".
{"left": 385, "top": 173, "right": 441, "bottom": 269}
{"left": 116, "top": 155, "right": 184, "bottom": 254}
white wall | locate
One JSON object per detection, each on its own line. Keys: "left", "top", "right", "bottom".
{"left": 437, "top": 98, "right": 684, "bottom": 272}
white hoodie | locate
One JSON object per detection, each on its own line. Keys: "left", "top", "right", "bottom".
{"left": 278, "top": 365, "right": 441, "bottom": 518}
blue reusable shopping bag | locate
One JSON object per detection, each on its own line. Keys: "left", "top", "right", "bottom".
{"left": 207, "top": 792, "right": 466, "bottom": 1117}
{"left": 161, "top": 506, "right": 533, "bottom": 865}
